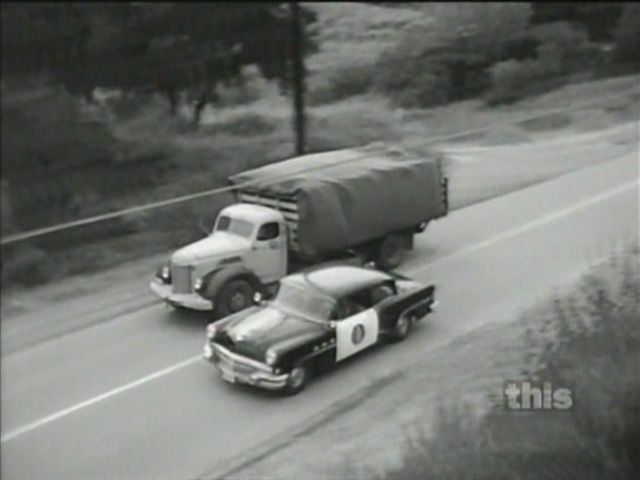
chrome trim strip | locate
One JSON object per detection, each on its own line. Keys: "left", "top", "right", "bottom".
{"left": 300, "top": 344, "right": 335, "bottom": 363}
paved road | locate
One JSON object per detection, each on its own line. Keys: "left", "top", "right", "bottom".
{"left": 1, "top": 152, "right": 638, "bottom": 479}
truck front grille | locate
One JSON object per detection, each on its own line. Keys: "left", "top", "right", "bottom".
{"left": 171, "top": 265, "right": 192, "bottom": 294}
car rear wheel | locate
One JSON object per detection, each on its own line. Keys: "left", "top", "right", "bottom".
{"left": 213, "top": 279, "right": 255, "bottom": 318}
{"left": 283, "top": 364, "right": 309, "bottom": 395}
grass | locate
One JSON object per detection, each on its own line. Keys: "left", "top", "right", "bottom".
{"left": 381, "top": 244, "right": 640, "bottom": 480}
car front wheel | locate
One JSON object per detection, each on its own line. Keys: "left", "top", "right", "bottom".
{"left": 283, "top": 364, "right": 309, "bottom": 395}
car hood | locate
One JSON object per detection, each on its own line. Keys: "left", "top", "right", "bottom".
{"left": 219, "top": 306, "right": 328, "bottom": 361}
{"left": 171, "top": 232, "right": 247, "bottom": 265}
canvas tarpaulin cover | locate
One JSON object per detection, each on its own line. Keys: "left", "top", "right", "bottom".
{"left": 228, "top": 143, "right": 446, "bottom": 256}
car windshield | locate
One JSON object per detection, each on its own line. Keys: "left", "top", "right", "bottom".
{"left": 215, "top": 215, "right": 254, "bottom": 238}
{"left": 270, "top": 281, "right": 336, "bottom": 322}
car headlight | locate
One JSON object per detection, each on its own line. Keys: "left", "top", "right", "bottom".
{"left": 194, "top": 277, "right": 203, "bottom": 291}
{"left": 206, "top": 324, "right": 217, "bottom": 340}
{"left": 265, "top": 348, "right": 278, "bottom": 366}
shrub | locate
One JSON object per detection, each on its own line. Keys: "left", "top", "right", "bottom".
{"left": 212, "top": 66, "right": 272, "bottom": 108}
{"left": 307, "top": 62, "right": 375, "bottom": 106}
{"left": 307, "top": 101, "right": 400, "bottom": 151}
{"left": 533, "top": 22, "right": 595, "bottom": 76}
{"left": 1, "top": 244, "right": 55, "bottom": 287}
{"left": 381, "top": 245, "right": 640, "bottom": 480}
{"left": 500, "top": 35, "right": 539, "bottom": 62}
{"left": 204, "top": 113, "right": 276, "bottom": 137}
{"left": 374, "top": 3, "right": 533, "bottom": 107}
{"left": 485, "top": 23, "right": 598, "bottom": 105}
{"left": 374, "top": 56, "right": 452, "bottom": 108}
{"left": 484, "top": 59, "right": 552, "bottom": 105}
{"left": 613, "top": 3, "right": 640, "bottom": 66}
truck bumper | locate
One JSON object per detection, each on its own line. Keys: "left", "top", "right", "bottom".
{"left": 149, "top": 279, "right": 213, "bottom": 311}
{"left": 203, "top": 343, "right": 290, "bottom": 391}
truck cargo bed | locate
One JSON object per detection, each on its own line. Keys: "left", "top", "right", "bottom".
{"left": 230, "top": 143, "right": 448, "bottom": 256}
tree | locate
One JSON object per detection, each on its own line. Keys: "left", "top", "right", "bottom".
{"left": 374, "top": 3, "right": 533, "bottom": 107}
{"left": 1, "top": 3, "right": 317, "bottom": 124}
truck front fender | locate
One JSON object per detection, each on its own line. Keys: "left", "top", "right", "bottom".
{"left": 200, "top": 264, "right": 262, "bottom": 302}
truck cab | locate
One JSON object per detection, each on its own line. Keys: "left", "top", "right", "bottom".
{"left": 150, "top": 203, "right": 288, "bottom": 316}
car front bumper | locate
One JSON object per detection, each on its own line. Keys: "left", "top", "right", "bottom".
{"left": 149, "top": 279, "right": 213, "bottom": 311}
{"left": 203, "top": 342, "right": 289, "bottom": 391}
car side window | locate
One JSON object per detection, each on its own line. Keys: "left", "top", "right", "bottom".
{"left": 332, "top": 298, "right": 366, "bottom": 320}
{"left": 330, "top": 282, "right": 396, "bottom": 320}
{"left": 257, "top": 222, "right": 279, "bottom": 241}
{"left": 370, "top": 283, "right": 395, "bottom": 305}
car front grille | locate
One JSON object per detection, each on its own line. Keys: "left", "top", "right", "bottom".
{"left": 171, "top": 264, "right": 192, "bottom": 294}
{"left": 213, "top": 344, "right": 270, "bottom": 375}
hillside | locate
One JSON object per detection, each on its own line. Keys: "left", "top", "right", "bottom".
{"left": 1, "top": 2, "right": 638, "bottom": 291}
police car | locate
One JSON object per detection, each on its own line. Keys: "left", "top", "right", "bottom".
{"left": 203, "top": 265, "right": 436, "bottom": 395}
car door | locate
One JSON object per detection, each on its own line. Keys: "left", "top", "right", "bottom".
{"left": 335, "top": 295, "right": 380, "bottom": 362}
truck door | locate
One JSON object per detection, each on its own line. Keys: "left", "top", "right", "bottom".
{"left": 245, "top": 221, "right": 287, "bottom": 283}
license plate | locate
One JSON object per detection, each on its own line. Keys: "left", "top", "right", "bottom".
{"left": 222, "top": 371, "right": 236, "bottom": 383}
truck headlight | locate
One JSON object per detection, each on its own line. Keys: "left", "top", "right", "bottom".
{"left": 253, "top": 291, "right": 263, "bottom": 304}
{"left": 158, "top": 265, "right": 170, "bottom": 282}
{"left": 206, "top": 324, "right": 217, "bottom": 340}
{"left": 265, "top": 348, "right": 278, "bottom": 366}
{"left": 194, "top": 277, "right": 203, "bottom": 291}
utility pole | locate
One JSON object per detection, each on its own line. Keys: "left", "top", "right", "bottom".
{"left": 290, "top": 2, "right": 306, "bottom": 155}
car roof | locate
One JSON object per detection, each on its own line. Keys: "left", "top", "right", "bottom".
{"left": 286, "top": 265, "right": 392, "bottom": 299}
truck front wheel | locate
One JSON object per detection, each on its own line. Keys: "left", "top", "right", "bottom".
{"left": 213, "top": 279, "right": 255, "bottom": 318}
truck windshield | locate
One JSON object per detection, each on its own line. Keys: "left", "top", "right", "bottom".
{"left": 216, "top": 216, "right": 254, "bottom": 238}
{"left": 271, "top": 282, "right": 336, "bottom": 322}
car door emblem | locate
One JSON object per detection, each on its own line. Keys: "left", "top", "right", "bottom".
{"left": 351, "top": 324, "right": 365, "bottom": 345}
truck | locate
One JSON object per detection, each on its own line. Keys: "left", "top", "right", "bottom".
{"left": 150, "top": 143, "right": 449, "bottom": 318}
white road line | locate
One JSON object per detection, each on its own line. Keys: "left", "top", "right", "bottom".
{"left": 1, "top": 356, "right": 200, "bottom": 443}
{"left": 1, "top": 180, "right": 637, "bottom": 444}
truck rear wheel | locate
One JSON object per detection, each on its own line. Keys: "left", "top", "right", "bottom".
{"left": 376, "top": 234, "right": 407, "bottom": 270}
{"left": 213, "top": 279, "right": 255, "bottom": 318}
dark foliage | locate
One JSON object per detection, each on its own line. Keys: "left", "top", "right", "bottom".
{"left": 613, "top": 3, "right": 640, "bottom": 66}
{"left": 530, "top": 3, "right": 625, "bottom": 42}
{"left": 1, "top": 3, "right": 317, "bottom": 120}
